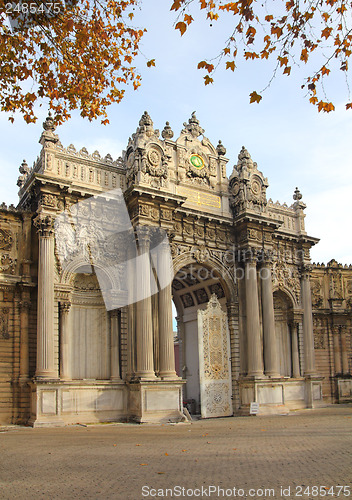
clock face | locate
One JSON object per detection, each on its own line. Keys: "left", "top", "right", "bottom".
{"left": 189, "top": 154, "right": 205, "bottom": 170}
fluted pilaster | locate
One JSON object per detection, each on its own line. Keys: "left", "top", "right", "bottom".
{"left": 333, "top": 327, "right": 342, "bottom": 375}
{"left": 59, "top": 302, "right": 71, "bottom": 380}
{"left": 19, "top": 290, "right": 31, "bottom": 383}
{"left": 110, "top": 310, "right": 121, "bottom": 381}
{"left": 290, "top": 322, "right": 301, "bottom": 378}
{"left": 300, "top": 265, "right": 315, "bottom": 375}
{"left": 340, "top": 327, "right": 349, "bottom": 375}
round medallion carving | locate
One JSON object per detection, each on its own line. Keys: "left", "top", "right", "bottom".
{"left": 251, "top": 179, "right": 261, "bottom": 195}
{"left": 148, "top": 149, "right": 161, "bottom": 166}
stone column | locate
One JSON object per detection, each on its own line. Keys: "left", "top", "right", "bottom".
{"left": 300, "top": 265, "right": 315, "bottom": 375}
{"left": 290, "top": 322, "right": 301, "bottom": 378}
{"left": 158, "top": 238, "right": 177, "bottom": 379}
{"left": 333, "top": 326, "right": 342, "bottom": 375}
{"left": 59, "top": 302, "right": 71, "bottom": 380}
{"left": 245, "top": 253, "right": 264, "bottom": 377}
{"left": 260, "top": 257, "right": 280, "bottom": 377}
{"left": 152, "top": 293, "right": 160, "bottom": 375}
{"left": 110, "top": 310, "right": 121, "bottom": 381}
{"left": 126, "top": 241, "right": 136, "bottom": 379}
{"left": 19, "top": 289, "right": 31, "bottom": 384}
{"left": 340, "top": 327, "right": 349, "bottom": 375}
{"left": 135, "top": 228, "right": 156, "bottom": 379}
{"left": 34, "top": 214, "right": 57, "bottom": 379}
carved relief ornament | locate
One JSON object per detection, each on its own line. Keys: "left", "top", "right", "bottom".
{"left": 0, "top": 229, "right": 13, "bottom": 251}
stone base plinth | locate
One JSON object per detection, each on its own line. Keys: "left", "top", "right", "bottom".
{"left": 237, "top": 376, "right": 323, "bottom": 415}
{"left": 128, "top": 379, "right": 186, "bottom": 423}
{"left": 28, "top": 380, "right": 127, "bottom": 427}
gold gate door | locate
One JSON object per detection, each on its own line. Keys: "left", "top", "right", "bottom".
{"left": 197, "top": 294, "right": 233, "bottom": 418}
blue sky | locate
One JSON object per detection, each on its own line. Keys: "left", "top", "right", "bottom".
{"left": 1, "top": 0, "right": 351, "bottom": 264}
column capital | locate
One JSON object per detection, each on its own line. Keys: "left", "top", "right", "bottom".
{"left": 136, "top": 226, "right": 150, "bottom": 250}
{"left": 258, "top": 249, "right": 274, "bottom": 266}
{"left": 59, "top": 301, "right": 71, "bottom": 314}
{"left": 34, "top": 214, "right": 55, "bottom": 237}
{"left": 299, "top": 264, "right": 313, "bottom": 280}
{"left": 242, "top": 247, "right": 260, "bottom": 265}
{"left": 19, "top": 300, "right": 31, "bottom": 311}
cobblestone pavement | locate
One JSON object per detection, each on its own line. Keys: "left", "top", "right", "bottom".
{"left": 0, "top": 406, "right": 351, "bottom": 500}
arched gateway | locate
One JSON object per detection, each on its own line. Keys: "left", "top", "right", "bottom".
{"left": 0, "top": 111, "right": 351, "bottom": 426}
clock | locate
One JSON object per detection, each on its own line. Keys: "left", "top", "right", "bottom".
{"left": 189, "top": 153, "right": 205, "bottom": 170}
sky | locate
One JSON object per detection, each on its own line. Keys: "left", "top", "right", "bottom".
{"left": 0, "top": 0, "right": 351, "bottom": 264}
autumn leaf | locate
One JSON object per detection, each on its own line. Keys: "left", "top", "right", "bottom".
{"left": 175, "top": 21, "right": 187, "bottom": 36}
{"left": 249, "top": 91, "right": 262, "bottom": 104}
{"left": 226, "top": 61, "right": 235, "bottom": 71}
{"left": 184, "top": 14, "right": 194, "bottom": 25}
{"left": 204, "top": 75, "right": 214, "bottom": 85}
{"left": 198, "top": 61, "right": 214, "bottom": 73}
{"left": 147, "top": 59, "right": 156, "bottom": 67}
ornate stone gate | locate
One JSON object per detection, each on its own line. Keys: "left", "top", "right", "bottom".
{"left": 0, "top": 111, "right": 350, "bottom": 425}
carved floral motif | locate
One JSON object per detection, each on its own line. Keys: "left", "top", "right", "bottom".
{"left": 0, "top": 229, "right": 13, "bottom": 251}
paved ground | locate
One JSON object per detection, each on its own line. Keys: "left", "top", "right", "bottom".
{"left": 0, "top": 406, "right": 351, "bottom": 500}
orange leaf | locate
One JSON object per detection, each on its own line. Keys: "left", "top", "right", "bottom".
{"left": 346, "top": 103, "right": 352, "bottom": 109}
{"left": 283, "top": 66, "right": 291, "bottom": 75}
{"left": 175, "top": 22, "right": 187, "bottom": 36}
{"left": 184, "top": 14, "right": 193, "bottom": 25}
{"left": 226, "top": 61, "right": 235, "bottom": 71}
{"left": 147, "top": 59, "right": 156, "bottom": 67}
{"left": 249, "top": 91, "right": 262, "bottom": 104}
{"left": 198, "top": 61, "right": 214, "bottom": 73}
{"left": 204, "top": 75, "right": 214, "bottom": 85}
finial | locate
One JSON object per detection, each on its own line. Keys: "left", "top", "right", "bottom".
{"left": 238, "top": 146, "right": 251, "bottom": 160}
{"left": 216, "top": 140, "right": 226, "bottom": 156}
{"left": 162, "top": 121, "right": 174, "bottom": 139}
{"left": 182, "top": 112, "right": 205, "bottom": 138}
{"left": 42, "top": 111, "right": 56, "bottom": 132}
{"left": 139, "top": 110, "right": 153, "bottom": 128}
{"left": 293, "top": 187, "right": 302, "bottom": 201}
{"left": 19, "top": 159, "right": 30, "bottom": 174}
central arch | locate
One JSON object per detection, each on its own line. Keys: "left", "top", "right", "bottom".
{"left": 172, "top": 256, "right": 235, "bottom": 417}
